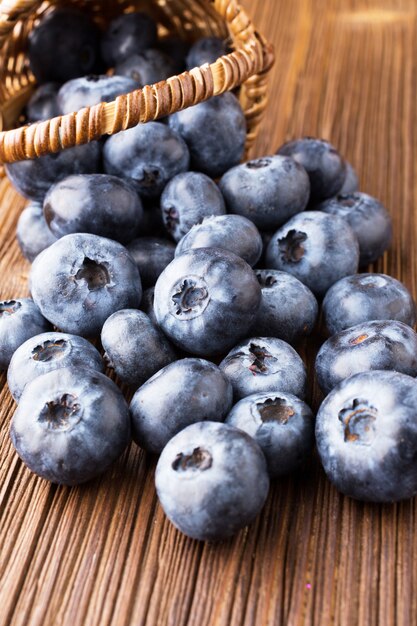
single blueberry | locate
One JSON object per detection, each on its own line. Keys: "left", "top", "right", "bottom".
{"left": 316, "top": 370, "right": 417, "bottom": 502}
{"left": 26, "top": 83, "right": 60, "bottom": 122}
{"left": 115, "top": 49, "right": 176, "bottom": 86}
{"left": 160, "top": 172, "right": 226, "bottom": 242}
{"left": 322, "top": 273, "right": 417, "bottom": 335}
{"left": 10, "top": 367, "right": 130, "bottom": 485}
{"left": 28, "top": 8, "right": 102, "bottom": 84}
{"left": 101, "top": 12, "right": 158, "bottom": 67}
{"left": 315, "top": 320, "right": 417, "bottom": 395}
{"left": 219, "top": 337, "right": 307, "bottom": 401}
{"left": 155, "top": 421, "right": 269, "bottom": 540}
{"left": 5, "top": 142, "right": 102, "bottom": 202}
{"left": 57, "top": 75, "right": 139, "bottom": 115}
{"left": 252, "top": 270, "right": 318, "bottom": 344}
{"left": 185, "top": 36, "right": 229, "bottom": 69}
{"left": 130, "top": 358, "right": 232, "bottom": 453}
{"left": 43, "top": 174, "right": 143, "bottom": 244}
{"left": 7, "top": 331, "right": 104, "bottom": 402}
{"left": 127, "top": 237, "right": 175, "bottom": 287}
{"left": 226, "top": 391, "right": 314, "bottom": 477}
{"left": 154, "top": 248, "right": 261, "bottom": 356}
{"left": 0, "top": 298, "right": 51, "bottom": 370}
{"left": 169, "top": 93, "right": 246, "bottom": 178}
{"left": 140, "top": 286, "right": 158, "bottom": 326}
{"left": 316, "top": 192, "right": 392, "bottom": 266}
{"left": 277, "top": 137, "right": 346, "bottom": 203}
{"left": 103, "top": 122, "right": 190, "bottom": 199}
{"left": 339, "top": 161, "right": 359, "bottom": 194}
{"left": 265, "top": 211, "right": 360, "bottom": 297}
{"left": 101, "top": 309, "right": 176, "bottom": 388}
{"left": 176, "top": 214, "right": 263, "bottom": 267}
{"left": 30, "top": 234, "right": 142, "bottom": 337}
{"left": 16, "top": 201, "right": 57, "bottom": 262}
{"left": 219, "top": 155, "right": 310, "bottom": 230}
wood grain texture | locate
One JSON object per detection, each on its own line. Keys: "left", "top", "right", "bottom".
{"left": 1, "top": 0, "right": 417, "bottom": 624}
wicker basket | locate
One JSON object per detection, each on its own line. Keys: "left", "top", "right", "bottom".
{"left": 0, "top": 0, "right": 274, "bottom": 165}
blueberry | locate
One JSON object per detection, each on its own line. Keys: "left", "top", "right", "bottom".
{"left": 130, "top": 358, "right": 232, "bottom": 453}
{"left": 103, "top": 122, "right": 190, "bottom": 199}
{"left": 115, "top": 49, "right": 175, "bottom": 86}
{"left": 169, "top": 93, "right": 246, "bottom": 178}
{"left": 101, "top": 12, "right": 158, "bottom": 67}
{"left": 176, "top": 214, "right": 263, "bottom": 267}
{"left": 226, "top": 391, "right": 314, "bottom": 477}
{"left": 101, "top": 309, "right": 175, "bottom": 388}
{"left": 265, "top": 211, "right": 360, "bottom": 297}
{"left": 30, "top": 234, "right": 142, "bottom": 337}
{"left": 219, "top": 337, "right": 307, "bottom": 401}
{"left": 16, "top": 201, "right": 57, "bottom": 262}
{"left": 28, "top": 8, "right": 101, "bottom": 84}
{"left": 277, "top": 137, "right": 346, "bottom": 203}
{"left": 219, "top": 155, "right": 310, "bottom": 230}
{"left": 155, "top": 421, "right": 269, "bottom": 540}
{"left": 5, "top": 142, "right": 102, "bottom": 202}
{"left": 140, "top": 286, "right": 158, "bottom": 326}
{"left": 185, "top": 36, "right": 229, "bottom": 69}
{"left": 322, "top": 273, "right": 416, "bottom": 334}
{"left": 316, "top": 370, "right": 417, "bottom": 502}
{"left": 7, "top": 331, "right": 104, "bottom": 402}
{"left": 252, "top": 270, "right": 318, "bottom": 343}
{"left": 43, "top": 174, "right": 143, "bottom": 244}
{"left": 26, "top": 83, "right": 60, "bottom": 122}
{"left": 316, "top": 192, "right": 392, "bottom": 266}
{"left": 160, "top": 172, "right": 226, "bottom": 241}
{"left": 315, "top": 320, "right": 417, "bottom": 395}
{"left": 339, "top": 161, "right": 359, "bottom": 194}
{"left": 57, "top": 75, "right": 139, "bottom": 114}
{"left": 157, "top": 37, "right": 189, "bottom": 74}
{"left": 10, "top": 367, "right": 130, "bottom": 485}
{"left": 127, "top": 237, "right": 175, "bottom": 287}
{"left": 154, "top": 248, "right": 261, "bottom": 356}
{"left": 0, "top": 299, "right": 51, "bottom": 370}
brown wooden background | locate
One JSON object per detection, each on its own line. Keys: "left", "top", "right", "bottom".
{"left": 1, "top": 0, "right": 417, "bottom": 624}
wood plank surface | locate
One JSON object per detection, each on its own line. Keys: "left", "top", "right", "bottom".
{"left": 1, "top": 0, "right": 417, "bottom": 624}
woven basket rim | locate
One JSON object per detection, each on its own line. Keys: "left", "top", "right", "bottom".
{"left": 0, "top": 0, "right": 274, "bottom": 164}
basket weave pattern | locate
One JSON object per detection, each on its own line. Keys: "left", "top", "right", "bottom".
{"left": 0, "top": 0, "right": 274, "bottom": 164}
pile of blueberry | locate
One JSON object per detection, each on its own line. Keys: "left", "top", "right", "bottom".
{"left": 2, "top": 7, "right": 417, "bottom": 542}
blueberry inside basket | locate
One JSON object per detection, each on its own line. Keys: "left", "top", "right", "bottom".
{"left": 0, "top": 0, "right": 274, "bottom": 165}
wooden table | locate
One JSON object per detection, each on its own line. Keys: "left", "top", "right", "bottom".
{"left": 1, "top": 0, "right": 417, "bottom": 624}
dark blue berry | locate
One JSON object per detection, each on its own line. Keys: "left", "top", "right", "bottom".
{"left": 101, "top": 309, "right": 176, "bottom": 388}
{"left": 339, "top": 161, "right": 359, "bottom": 194}
{"left": 26, "top": 83, "right": 60, "bottom": 122}
{"left": 322, "top": 273, "right": 416, "bottom": 335}
{"left": 155, "top": 421, "right": 269, "bottom": 540}
{"left": 176, "top": 214, "right": 263, "bottom": 267}
{"left": 219, "top": 337, "right": 307, "bottom": 401}
{"left": 7, "top": 331, "right": 104, "bottom": 402}
{"left": 226, "top": 391, "right": 314, "bottom": 477}
{"left": 101, "top": 12, "right": 158, "bottom": 67}
{"left": 127, "top": 237, "right": 175, "bottom": 287}
{"left": 315, "top": 320, "right": 417, "bottom": 395}
{"left": 30, "top": 234, "right": 142, "bottom": 337}
{"left": 185, "top": 37, "right": 229, "bottom": 69}
{"left": 43, "top": 174, "right": 143, "bottom": 243}
{"left": 265, "top": 211, "right": 359, "bottom": 297}
{"left": 130, "top": 358, "right": 232, "bottom": 453}
{"left": 160, "top": 171, "right": 226, "bottom": 242}
{"left": 219, "top": 155, "right": 310, "bottom": 230}
{"left": 103, "top": 122, "right": 190, "bottom": 199}
{"left": 115, "top": 49, "right": 175, "bottom": 86}
{"left": 316, "top": 370, "right": 417, "bottom": 502}
{"left": 154, "top": 248, "right": 261, "bottom": 356}
{"left": 16, "top": 201, "right": 57, "bottom": 262}
{"left": 10, "top": 367, "right": 130, "bottom": 485}
{"left": 252, "top": 270, "right": 318, "bottom": 343}
{"left": 57, "top": 75, "right": 139, "bottom": 114}
{"left": 277, "top": 137, "right": 346, "bottom": 203}
{"left": 169, "top": 93, "right": 246, "bottom": 178}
